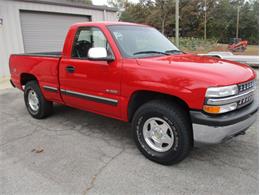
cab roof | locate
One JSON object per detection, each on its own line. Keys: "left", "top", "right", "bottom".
{"left": 72, "top": 21, "right": 148, "bottom": 28}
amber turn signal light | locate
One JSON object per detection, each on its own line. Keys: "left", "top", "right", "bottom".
{"left": 203, "top": 103, "right": 237, "bottom": 114}
{"left": 203, "top": 105, "right": 221, "bottom": 114}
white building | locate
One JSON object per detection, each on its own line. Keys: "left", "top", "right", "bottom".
{"left": 0, "top": 0, "right": 118, "bottom": 77}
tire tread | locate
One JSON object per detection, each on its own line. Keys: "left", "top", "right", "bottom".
{"left": 132, "top": 99, "right": 192, "bottom": 165}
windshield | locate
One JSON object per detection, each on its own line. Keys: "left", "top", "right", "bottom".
{"left": 107, "top": 25, "right": 181, "bottom": 58}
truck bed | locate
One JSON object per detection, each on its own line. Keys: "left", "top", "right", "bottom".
{"left": 9, "top": 52, "right": 62, "bottom": 94}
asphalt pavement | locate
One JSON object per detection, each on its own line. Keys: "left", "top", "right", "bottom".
{"left": 0, "top": 78, "right": 258, "bottom": 195}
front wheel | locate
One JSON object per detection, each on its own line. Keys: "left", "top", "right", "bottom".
{"left": 132, "top": 100, "right": 192, "bottom": 165}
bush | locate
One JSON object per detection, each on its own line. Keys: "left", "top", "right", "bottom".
{"left": 169, "top": 37, "right": 218, "bottom": 52}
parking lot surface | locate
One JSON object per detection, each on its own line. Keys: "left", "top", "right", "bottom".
{"left": 0, "top": 84, "right": 258, "bottom": 195}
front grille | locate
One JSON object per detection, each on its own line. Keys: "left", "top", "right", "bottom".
{"left": 238, "top": 79, "right": 256, "bottom": 93}
{"left": 237, "top": 79, "right": 256, "bottom": 108}
{"left": 237, "top": 91, "right": 254, "bottom": 108}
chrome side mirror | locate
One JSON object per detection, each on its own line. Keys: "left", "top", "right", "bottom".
{"left": 88, "top": 47, "right": 114, "bottom": 61}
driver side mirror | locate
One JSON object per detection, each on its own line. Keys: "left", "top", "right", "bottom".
{"left": 88, "top": 47, "right": 114, "bottom": 61}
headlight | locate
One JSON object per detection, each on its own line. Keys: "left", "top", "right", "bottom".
{"left": 205, "top": 85, "right": 238, "bottom": 98}
{"left": 204, "top": 85, "right": 239, "bottom": 114}
{"left": 204, "top": 81, "right": 255, "bottom": 114}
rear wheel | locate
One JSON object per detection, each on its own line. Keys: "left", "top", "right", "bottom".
{"left": 24, "top": 81, "right": 53, "bottom": 119}
{"left": 132, "top": 100, "right": 192, "bottom": 165}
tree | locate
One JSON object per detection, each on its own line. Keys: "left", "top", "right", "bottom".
{"left": 119, "top": 0, "right": 259, "bottom": 44}
{"left": 179, "top": 0, "right": 203, "bottom": 37}
{"left": 120, "top": 1, "right": 154, "bottom": 24}
{"left": 108, "top": 0, "right": 129, "bottom": 18}
{"left": 155, "top": 0, "right": 172, "bottom": 34}
{"left": 238, "top": 0, "right": 259, "bottom": 44}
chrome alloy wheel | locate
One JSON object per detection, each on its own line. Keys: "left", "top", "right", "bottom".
{"left": 143, "top": 117, "right": 174, "bottom": 152}
{"left": 28, "top": 89, "right": 39, "bottom": 112}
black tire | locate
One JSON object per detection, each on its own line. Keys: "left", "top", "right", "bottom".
{"left": 132, "top": 100, "right": 192, "bottom": 165}
{"left": 24, "top": 81, "right": 53, "bottom": 119}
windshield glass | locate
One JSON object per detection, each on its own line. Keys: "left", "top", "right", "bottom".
{"left": 107, "top": 25, "right": 181, "bottom": 58}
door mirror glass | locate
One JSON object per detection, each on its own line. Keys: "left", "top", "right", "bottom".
{"left": 88, "top": 47, "right": 114, "bottom": 61}
{"left": 88, "top": 47, "right": 107, "bottom": 59}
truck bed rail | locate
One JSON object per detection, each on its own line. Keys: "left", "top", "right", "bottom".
{"left": 13, "top": 51, "right": 61, "bottom": 58}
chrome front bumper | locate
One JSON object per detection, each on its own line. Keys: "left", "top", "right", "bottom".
{"left": 190, "top": 100, "right": 258, "bottom": 146}
{"left": 192, "top": 111, "right": 257, "bottom": 146}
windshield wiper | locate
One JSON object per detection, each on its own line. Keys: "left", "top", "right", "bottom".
{"left": 133, "top": 51, "right": 170, "bottom": 56}
{"left": 165, "top": 49, "right": 183, "bottom": 54}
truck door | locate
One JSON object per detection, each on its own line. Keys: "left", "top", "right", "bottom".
{"left": 59, "top": 27, "right": 121, "bottom": 118}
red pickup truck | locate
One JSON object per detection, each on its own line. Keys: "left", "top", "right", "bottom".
{"left": 9, "top": 22, "right": 258, "bottom": 165}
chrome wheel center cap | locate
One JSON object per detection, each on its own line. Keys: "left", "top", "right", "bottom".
{"left": 28, "top": 89, "right": 39, "bottom": 112}
{"left": 153, "top": 128, "right": 163, "bottom": 139}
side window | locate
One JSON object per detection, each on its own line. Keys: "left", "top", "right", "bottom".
{"left": 72, "top": 27, "right": 114, "bottom": 59}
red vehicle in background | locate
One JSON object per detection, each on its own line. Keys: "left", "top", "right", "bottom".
{"left": 228, "top": 38, "right": 248, "bottom": 52}
{"left": 9, "top": 22, "right": 258, "bottom": 165}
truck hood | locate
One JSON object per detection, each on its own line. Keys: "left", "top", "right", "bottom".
{"left": 136, "top": 54, "right": 256, "bottom": 86}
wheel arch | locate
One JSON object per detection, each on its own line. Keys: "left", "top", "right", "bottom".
{"left": 127, "top": 90, "right": 190, "bottom": 122}
{"left": 20, "top": 73, "right": 38, "bottom": 86}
